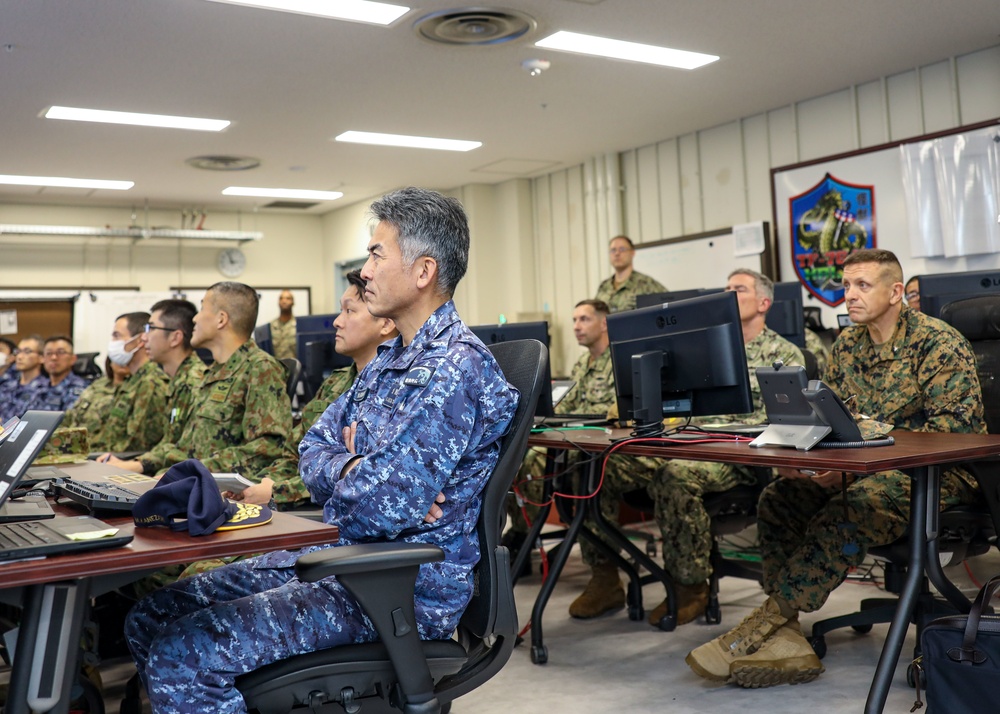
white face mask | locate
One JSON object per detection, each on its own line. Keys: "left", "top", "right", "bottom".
{"left": 107, "top": 339, "right": 140, "bottom": 367}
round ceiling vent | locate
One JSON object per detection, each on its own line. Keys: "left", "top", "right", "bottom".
{"left": 414, "top": 7, "right": 536, "bottom": 46}
{"left": 185, "top": 155, "right": 261, "bottom": 171}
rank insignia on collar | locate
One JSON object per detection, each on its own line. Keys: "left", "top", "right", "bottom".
{"left": 353, "top": 386, "right": 369, "bottom": 402}
{"left": 403, "top": 366, "right": 435, "bottom": 388}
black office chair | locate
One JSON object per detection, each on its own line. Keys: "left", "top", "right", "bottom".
{"left": 72, "top": 351, "right": 103, "bottom": 383}
{"left": 279, "top": 357, "right": 303, "bottom": 400}
{"left": 801, "top": 348, "right": 820, "bottom": 381}
{"left": 808, "top": 296, "right": 1000, "bottom": 661}
{"left": 623, "top": 464, "right": 771, "bottom": 627}
{"left": 235, "top": 338, "right": 547, "bottom": 714}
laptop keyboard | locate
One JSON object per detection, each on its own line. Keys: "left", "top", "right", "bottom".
{"left": 0, "top": 521, "right": 58, "bottom": 549}
{"left": 54, "top": 481, "right": 139, "bottom": 513}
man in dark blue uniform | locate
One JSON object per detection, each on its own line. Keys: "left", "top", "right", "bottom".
{"left": 35, "top": 336, "right": 87, "bottom": 412}
{"left": 125, "top": 187, "right": 519, "bottom": 714}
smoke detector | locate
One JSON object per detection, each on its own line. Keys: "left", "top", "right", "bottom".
{"left": 414, "top": 7, "right": 536, "bottom": 46}
{"left": 186, "top": 155, "right": 261, "bottom": 171}
{"left": 522, "top": 59, "right": 551, "bottom": 77}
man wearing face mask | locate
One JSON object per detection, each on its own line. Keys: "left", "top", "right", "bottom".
{"left": 89, "top": 312, "right": 169, "bottom": 454}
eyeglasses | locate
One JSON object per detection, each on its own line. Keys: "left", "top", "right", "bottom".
{"left": 13, "top": 348, "right": 38, "bottom": 356}
{"left": 905, "top": 291, "right": 920, "bottom": 302}
{"left": 144, "top": 323, "right": 175, "bottom": 334}
{"left": 608, "top": 247, "right": 632, "bottom": 255}
{"left": 43, "top": 350, "right": 71, "bottom": 358}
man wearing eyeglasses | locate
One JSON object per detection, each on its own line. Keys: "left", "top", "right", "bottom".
{"left": 142, "top": 299, "right": 207, "bottom": 443}
{"left": 90, "top": 312, "right": 170, "bottom": 454}
{"left": 0, "top": 335, "right": 48, "bottom": 421}
{"left": 594, "top": 235, "right": 666, "bottom": 313}
{"left": 35, "top": 336, "right": 87, "bottom": 412}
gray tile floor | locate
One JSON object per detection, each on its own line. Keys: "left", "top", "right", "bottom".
{"left": 94, "top": 530, "right": 999, "bottom": 714}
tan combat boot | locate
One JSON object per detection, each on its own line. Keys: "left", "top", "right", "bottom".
{"left": 568, "top": 562, "right": 625, "bottom": 619}
{"left": 647, "top": 581, "right": 710, "bottom": 626}
{"left": 729, "top": 620, "right": 824, "bottom": 687}
{"left": 685, "top": 596, "right": 789, "bottom": 681}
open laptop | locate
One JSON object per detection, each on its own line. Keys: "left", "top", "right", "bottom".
{"left": 0, "top": 413, "right": 60, "bottom": 523}
{"left": 0, "top": 410, "right": 133, "bottom": 560}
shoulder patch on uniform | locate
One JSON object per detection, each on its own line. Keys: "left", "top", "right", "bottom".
{"left": 403, "top": 366, "right": 435, "bottom": 387}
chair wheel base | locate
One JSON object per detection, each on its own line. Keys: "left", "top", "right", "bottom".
{"left": 653, "top": 614, "right": 677, "bottom": 632}
{"left": 531, "top": 644, "right": 548, "bottom": 664}
{"left": 809, "top": 635, "right": 827, "bottom": 660}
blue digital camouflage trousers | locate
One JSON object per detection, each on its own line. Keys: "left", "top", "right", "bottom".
{"left": 757, "top": 468, "right": 979, "bottom": 613}
{"left": 125, "top": 556, "right": 373, "bottom": 714}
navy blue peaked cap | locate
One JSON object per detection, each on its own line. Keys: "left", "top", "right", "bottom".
{"left": 133, "top": 459, "right": 237, "bottom": 536}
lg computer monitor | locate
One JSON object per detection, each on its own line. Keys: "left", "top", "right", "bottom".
{"left": 296, "top": 314, "right": 353, "bottom": 394}
{"left": 607, "top": 291, "right": 752, "bottom": 430}
{"left": 766, "top": 282, "right": 806, "bottom": 348}
{"left": 919, "top": 269, "right": 1000, "bottom": 319}
{"left": 470, "top": 321, "right": 555, "bottom": 417}
{"left": 635, "top": 288, "right": 722, "bottom": 310}
{"left": 253, "top": 324, "right": 274, "bottom": 355}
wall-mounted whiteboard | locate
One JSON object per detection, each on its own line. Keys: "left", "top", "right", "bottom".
{"left": 633, "top": 223, "right": 776, "bottom": 292}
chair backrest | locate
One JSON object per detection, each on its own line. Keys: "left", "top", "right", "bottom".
{"left": 437, "top": 338, "right": 546, "bottom": 699}
{"left": 72, "top": 351, "right": 102, "bottom": 382}
{"left": 940, "top": 295, "right": 1000, "bottom": 435}
{"left": 801, "top": 348, "right": 819, "bottom": 381}
{"left": 279, "top": 357, "right": 302, "bottom": 400}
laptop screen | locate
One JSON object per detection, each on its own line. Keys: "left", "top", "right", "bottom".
{"left": 0, "top": 411, "right": 64, "bottom": 506}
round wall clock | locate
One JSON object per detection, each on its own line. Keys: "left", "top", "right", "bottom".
{"left": 217, "top": 247, "right": 247, "bottom": 277}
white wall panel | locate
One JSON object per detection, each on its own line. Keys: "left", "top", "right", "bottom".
{"left": 856, "top": 79, "right": 889, "bottom": 148}
{"left": 636, "top": 144, "right": 662, "bottom": 243}
{"left": 743, "top": 114, "right": 773, "bottom": 221}
{"left": 797, "top": 89, "right": 856, "bottom": 161}
{"left": 887, "top": 69, "right": 923, "bottom": 140}
{"left": 919, "top": 60, "right": 958, "bottom": 132}
{"left": 956, "top": 45, "right": 1000, "bottom": 123}
{"left": 698, "top": 121, "right": 747, "bottom": 230}
{"left": 678, "top": 133, "right": 704, "bottom": 235}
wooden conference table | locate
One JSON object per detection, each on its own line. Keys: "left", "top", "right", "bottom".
{"left": 524, "top": 427, "right": 1000, "bottom": 714}
{"left": 0, "top": 463, "right": 338, "bottom": 714}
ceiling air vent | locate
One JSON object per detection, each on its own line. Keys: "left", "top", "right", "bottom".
{"left": 262, "top": 201, "right": 320, "bottom": 210}
{"left": 414, "top": 7, "right": 536, "bottom": 46}
{"left": 186, "top": 155, "right": 261, "bottom": 171}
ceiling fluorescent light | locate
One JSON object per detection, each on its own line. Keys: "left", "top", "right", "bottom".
{"left": 222, "top": 187, "right": 344, "bottom": 200}
{"left": 0, "top": 174, "right": 134, "bottom": 190}
{"left": 205, "top": 0, "right": 409, "bottom": 25}
{"left": 45, "top": 106, "right": 230, "bottom": 132}
{"left": 0, "top": 225, "right": 262, "bottom": 241}
{"left": 335, "top": 131, "right": 481, "bottom": 152}
{"left": 536, "top": 31, "right": 719, "bottom": 70}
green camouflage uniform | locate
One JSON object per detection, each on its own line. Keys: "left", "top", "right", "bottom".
{"left": 595, "top": 270, "right": 667, "bottom": 313}
{"left": 758, "top": 307, "right": 985, "bottom": 612}
{"left": 805, "top": 327, "right": 831, "bottom": 378}
{"left": 61, "top": 376, "right": 117, "bottom": 438}
{"left": 259, "top": 364, "right": 358, "bottom": 509}
{"left": 138, "top": 341, "right": 292, "bottom": 480}
{"left": 510, "top": 347, "right": 659, "bottom": 567}
{"left": 269, "top": 316, "right": 297, "bottom": 360}
{"left": 33, "top": 426, "right": 90, "bottom": 464}
{"left": 165, "top": 354, "right": 208, "bottom": 443}
{"left": 91, "top": 361, "right": 170, "bottom": 454}
{"left": 648, "top": 326, "right": 804, "bottom": 585}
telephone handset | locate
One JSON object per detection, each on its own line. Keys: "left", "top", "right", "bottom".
{"left": 802, "top": 380, "right": 864, "bottom": 444}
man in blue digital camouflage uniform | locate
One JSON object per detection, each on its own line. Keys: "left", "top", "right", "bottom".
{"left": 125, "top": 187, "right": 519, "bottom": 714}
{"left": 35, "top": 336, "right": 87, "bottom": 412}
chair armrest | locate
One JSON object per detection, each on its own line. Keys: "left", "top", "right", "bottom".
{"left": 295, "top": 542, "right": 445, "bottom": 582}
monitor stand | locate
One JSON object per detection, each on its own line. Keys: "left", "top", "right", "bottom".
{"left": 749, "top": 423, "right": 831, "bottom": 451}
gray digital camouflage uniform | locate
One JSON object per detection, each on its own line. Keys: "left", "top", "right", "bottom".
{"left": 594, "top": 270, "right": 667, "bottom": 313}
{"left": 758, "top": 306, "right": 985, "bottom": 612}
{"left": 648, "top": 326, "right": 804, "bottom": 585}
{"left": 91, "top": 361, "right": 169, "bottom": 453}
{"left": 124, "top": 300, "right": 518, "bottom": 714}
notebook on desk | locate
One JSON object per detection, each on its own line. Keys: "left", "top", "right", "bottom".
{"left": 0, "top": 410, "right": 133, "bottom": 560}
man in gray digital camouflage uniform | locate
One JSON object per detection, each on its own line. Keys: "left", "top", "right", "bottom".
{"left": 646, "top": 268, "right": 803, "bottom": 626}
{"left": 594, "top": 235, "right": 666, "bottom": 313}
{"left": 687, "top": 248, "right": 985, "bottom": 688}
{"left": 124, "top": 186, "right": 518, "bottom": 714}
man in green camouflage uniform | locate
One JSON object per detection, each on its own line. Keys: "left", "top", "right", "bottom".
{"left": 91, "top": 312, "right": 170, "bottom": 454}
{"left": 804, "top": 327, "right": 831, "bottom": 377}
{"left": 62, "top": 360, "right": 123, "bottom": 436}
{"left": 688, "top": 249, "right": 985, "bottom": 689}
{"left": 269, "top": 289, "right": 297, "bottom": 360}
{"left": 646, "top": 269, "right": 803, "bottom": 626}
{"left": 105, "top": 283, "right": 291, "bottom": 484}
{"left": 594, "top": 235, "right": 666, "bottom": 313}
{"left": 141, "top": 299, "right": 207, "bottom": 443}
{"left": 511, "top": 299, "right": 659, "bottom": 618}
{"left": 244, "top": 270, "right": 397, "bottom": 510}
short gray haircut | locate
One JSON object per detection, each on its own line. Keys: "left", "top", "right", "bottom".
{"left": 369, "top": 187, "right": 470, "bottom": 297}
{"left": 728, "top": 268, "right": 774, "bottom": 302}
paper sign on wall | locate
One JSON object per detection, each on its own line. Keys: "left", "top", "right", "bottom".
{"left": 0, "top": 310, "right": 16, "bottom": 336}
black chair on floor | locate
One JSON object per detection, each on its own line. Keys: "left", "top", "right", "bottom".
{"left": 279, "top": 357, "right": 303, "bottom": 400}
{"left": 808, "top": 295, "right": 1000, "bottom": 661}
{"left": 72, "top": 351, "right": 103, "bottom": 383}
{"left": 235, "top": 338, "right": 547, "bottom": 714}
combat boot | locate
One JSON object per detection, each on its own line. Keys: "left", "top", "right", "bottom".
{"left": 729, "top": 620, "right": 824, "bottom": 687}
{"left": 647, "top": 581, "right": 710, "bottom": 627}
{"left": 685, "top": 596, "right": 790, "bottom": 681}
{"left": 568, "top": 562, "right": 624, "bottom": 618}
